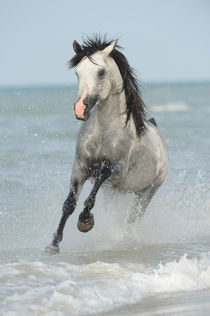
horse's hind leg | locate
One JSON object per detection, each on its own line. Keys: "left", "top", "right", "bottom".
{"left": 127, "top": 183, "right": 158, "bottom": 224}
{"left": 77, "top": 162, "right": 112, "bottom": 233}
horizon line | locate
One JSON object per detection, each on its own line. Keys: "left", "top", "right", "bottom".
{"left": 0, "top": 79, "right": 210, "bottom": 90}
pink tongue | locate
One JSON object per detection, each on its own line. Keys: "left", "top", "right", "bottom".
{"left": 75, "top": 88, "right": 87, "bottom": 119}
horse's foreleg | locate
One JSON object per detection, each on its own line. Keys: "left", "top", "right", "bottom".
{"left": 44, "top": 176, "right": 85, "bottom": 255}
{"left": 77, "top": 162, "right": 112, "bottom": 233}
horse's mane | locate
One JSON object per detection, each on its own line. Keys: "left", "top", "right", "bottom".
{"left": 69, "top": 35, "right": 147, "bottom": 136}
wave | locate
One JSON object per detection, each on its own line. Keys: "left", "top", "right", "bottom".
{"left": 150, "top": 102, "right": 190, "bottom": 113}
{"left": 1, "top": 252, "right": 210, "bottom": 315}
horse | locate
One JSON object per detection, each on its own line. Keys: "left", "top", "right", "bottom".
{"left": 44, "top": 36, "right": 168, "bottom": 255}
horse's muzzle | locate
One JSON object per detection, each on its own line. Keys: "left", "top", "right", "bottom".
{"left": 74, "top": 102, "right": 90, "bottom": 121}
{"left": 74, "top": 92, "right": 99, "bottom": 121}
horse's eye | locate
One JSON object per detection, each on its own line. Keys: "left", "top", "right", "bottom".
{"left": 98, "top": 69, "right": 105, "bottom": 78}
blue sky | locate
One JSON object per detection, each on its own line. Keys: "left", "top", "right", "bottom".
{"left": 0, "top": 0, "right": 210, "bottom": 86}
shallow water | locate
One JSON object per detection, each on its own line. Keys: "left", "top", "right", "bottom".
{"left": 0, "top": 82, "right": 210, "bottom": 315}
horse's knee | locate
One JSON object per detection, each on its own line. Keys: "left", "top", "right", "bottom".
{"left": 62, "top": 194, "right": 76, "bottom": 216}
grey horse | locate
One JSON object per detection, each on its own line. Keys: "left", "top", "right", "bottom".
{"left": 44, "top": 36, "right": 168, "bottom": 255}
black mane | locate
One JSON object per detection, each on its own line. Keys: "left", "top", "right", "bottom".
{"left": 69, "top": 35, "right": 147, "bottom": 136}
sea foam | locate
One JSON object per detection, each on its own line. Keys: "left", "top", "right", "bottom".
{"left": 150, "top": 102, "right": 190, "bottom": 113}
{"left": 1, "top": 252, "right": 210, "bottom": 316}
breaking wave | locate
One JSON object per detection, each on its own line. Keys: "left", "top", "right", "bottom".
{"left": 1, "top": 252, "right": 210, "bottom": 316}
{"left": 150, "top": 102, "right": 190, "bottom": 113}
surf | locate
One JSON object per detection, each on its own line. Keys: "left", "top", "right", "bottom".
{"left": 1, "top": 252, "right": 210, "bottom": 316}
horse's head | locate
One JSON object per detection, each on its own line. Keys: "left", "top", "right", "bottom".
{"left": 73, "top": 40, "right": 119, "bottom": 121}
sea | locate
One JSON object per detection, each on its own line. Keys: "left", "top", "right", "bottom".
{"left": 0, "top": 82, "right": 210, "bottom": 315}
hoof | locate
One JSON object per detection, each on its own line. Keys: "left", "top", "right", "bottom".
{"left": 77, "top": 213, "right": 94, "bottom": 233}
{"left": 43, "top": 244, "right": 59, "bottom": 256}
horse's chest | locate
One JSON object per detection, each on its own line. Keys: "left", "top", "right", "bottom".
{"left": 99, "top": 134, "right": 124, "bottom": 160}
{"left": 85, "top": 133, "right": 120, "bottom": 159}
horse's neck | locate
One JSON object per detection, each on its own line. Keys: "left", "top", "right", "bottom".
{"left": 95, "top": 90, "right": 128, "bottom": 129}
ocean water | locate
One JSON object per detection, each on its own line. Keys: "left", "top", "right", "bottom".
{"left": 0, "top": 82, "right": 210, "bottom": 315}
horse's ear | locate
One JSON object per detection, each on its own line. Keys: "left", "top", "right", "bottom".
{"left": 102, "top": 40, "right": 118, "bottom": 58}
{"left": 73, "top": 40, "right": 83, "bottom": 54}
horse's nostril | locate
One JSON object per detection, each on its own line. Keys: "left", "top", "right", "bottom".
{"left": 83, "top": 97, "right": 89, "bottom": 106}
